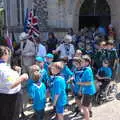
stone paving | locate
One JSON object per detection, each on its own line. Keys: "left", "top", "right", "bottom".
{"left": 24, "top": 82, "right": 120, "bottom": 120}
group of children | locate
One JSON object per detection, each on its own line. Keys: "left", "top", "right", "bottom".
{"left": 26, "top": 52, "right": 97, "bottom": 120}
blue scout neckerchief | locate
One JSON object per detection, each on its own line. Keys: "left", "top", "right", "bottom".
{"left": 73, "top": 67, "right": 86, "bottom": 84}
{"left": 34, "top": 80, "right": 41, "bottom": 87}
{"left": 64, "top": 43, "right": 70, "bottom": 56}
{"left": 0, "top": 59, "right": 5, "bottom": 64}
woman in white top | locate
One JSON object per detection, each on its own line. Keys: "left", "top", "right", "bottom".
{"left": 0, "top": 46, "right": 28, "bottom": 120}
{"left": 53, "top": 34, "right": 75, "bottom": 68}
{"left": 53, "top": 34, "right": 75, "bottom": 60}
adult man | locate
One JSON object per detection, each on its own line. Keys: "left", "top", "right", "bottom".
{"left": 19, "top": 32, "right": 36, "bottom": 73}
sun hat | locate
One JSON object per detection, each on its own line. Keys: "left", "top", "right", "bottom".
{"left": 19, "top": 32, "right": 29, "bottom": 41}
{"left": 46, "top": 53, "right": 54, "bottom": 59}
{"left": 35, "top": 56, "right": 44, "bottom": 62}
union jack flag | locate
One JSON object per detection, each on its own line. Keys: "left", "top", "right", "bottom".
{"left": 24, "top": 9, "right": 40, "bottom": 39}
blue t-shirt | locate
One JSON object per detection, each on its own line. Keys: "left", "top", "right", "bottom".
{"left": 51, "top": 76, "right": 67, "bottom": 107}
{"left": 40, "top": 68, "right": 49, "bottom": 85}
{"left": 60, "top": 65, "right": 73, "bottom": 82}
{"left": 44, "top": 62, "right": 51, "bottom": 74}
{"left": 73, "top": 68, "right": 84, "bottom": 94}
{"left": 27, "top": 80, "right": 46, "bottom": 111}
{"left": 98, "top": 66, "right": 112, "bottom": 78}
{"left": 81, "top": 67, "right": 96, "bottom": 95}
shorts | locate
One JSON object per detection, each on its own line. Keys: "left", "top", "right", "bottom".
{"left": 56, "top": 105, "right": 64, "bottom": 114}
{"left": 35, "top": 109, "right": 44, "bottom": 120}
{"left": 81, "top": 94, "right": 93, "bottom": 107}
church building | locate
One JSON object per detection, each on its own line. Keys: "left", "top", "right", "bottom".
{"left": 4, "top": 0, "right": 120, "bottom": 39}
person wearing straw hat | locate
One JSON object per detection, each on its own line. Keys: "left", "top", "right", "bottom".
{"left": 53, "top": 34, "right": 75, "bottom": 60}
{"left": 19, "top": 32, "right": 36, "bottom": 73}
{"left": 53, "top": 34, "right": 75, "bottom": 68}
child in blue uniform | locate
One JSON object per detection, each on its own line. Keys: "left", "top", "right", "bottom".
{"left": 44, "top": 53, "right": 54, "bottom": 73}
{"left": 35, "top": 56, "right": 49, "bottom": 86}
{"left": 60, "top": 57, "right": 73, "bottom": 93}
{"left": 27, "top": 70, "right": 46, "bottom": 120}
{"left": 50, "top": 62, "right": 67, "bottom": 120}
{"left": 72, "top": 57, "right": 85, "bottom": 116}
{"left": 77, "top": 55, "right": 96, "bottom": 120}
{"left": 96, "top": 59, "right": 112, "bottom": 91}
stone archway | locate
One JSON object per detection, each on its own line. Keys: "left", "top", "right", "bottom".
{"left": 72, "top": 0, "right": 112, "bottom": 32}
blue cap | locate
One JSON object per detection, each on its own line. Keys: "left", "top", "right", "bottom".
{"left": 35, "top": 56, "right": 44, "bottom": 62}
{"left": 46, "top": 53, "right": 54, "bottom": 58}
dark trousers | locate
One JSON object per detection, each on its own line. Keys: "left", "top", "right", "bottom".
{"left": 35, "top": 109, "right": 45, "bottom": 120}
{"left": 0, "top": 92, "right": 20, "bottom": 120}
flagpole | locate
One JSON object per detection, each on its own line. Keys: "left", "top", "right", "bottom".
{"left": 4, "top": 0, "right": 9, "bottom": 36}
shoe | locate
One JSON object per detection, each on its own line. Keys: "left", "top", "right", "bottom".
{"left": 73, "top": 106, "right": 80, "bottom": 116}
{"left": 89, "top": 111, "right": 92, "bottom": 117}
{"left": 21, "top": 112, "right": 26, "bottom": 118}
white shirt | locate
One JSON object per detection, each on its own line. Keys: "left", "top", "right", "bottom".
{"left": 37, "top": 44, "right": 47, "bottom": 57}
{"left": 21, "top": 39, "right": 36, "bottom": 57}
{"left": 0, "top": 63, "right": 21, "bottom": 94}
{"left": 56, "top": 43, "right": 75, "bottom": 60}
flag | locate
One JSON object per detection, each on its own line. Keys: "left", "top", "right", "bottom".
{"left": 24, "top": 9, "right": 40, "bottom": 38}
{"left": 24, "top": 8, "right": 29, "bottom": 32}
{"left": 5, "top": 35, "right": 13, "bottom": 50}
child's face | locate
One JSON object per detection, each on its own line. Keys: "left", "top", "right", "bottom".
{"left": 51, "top": 66, "right": 60, "bottom": 75}
{"left": 100, "top": 43, "right": 106, "bottom": 49}
{"left": 73, "top": 61, "right": 81, "bottom": 68}
{"left": 36, "top": 61, "right": 44, "bottom": 68}
{"left": 46, "top": 58, "right": 53, "bottom": 63}
{"left": 107, "top": 44, "right": 113, "bottom": 50}
{"left": 75, "top": 52, "right": 82, "bottom": 57}
{"left": 81, "top": 60, "right": 89, "bottom": 67}
{"left": 33, "top": 71, "right": 40, "bottom": 82}
{"left": 31, "top": 65, "right": 39, "bottom": 72}
{"left": 102, "top": 62, "right": 108, "bottom": 67}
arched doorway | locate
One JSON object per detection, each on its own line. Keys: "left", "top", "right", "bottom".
{"left": 79, "top": 0, "right": 111, "bottom": 29}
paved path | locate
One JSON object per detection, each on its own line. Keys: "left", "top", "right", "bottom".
{"left": 24, "top": 83, "right": 120, "bottom": 120}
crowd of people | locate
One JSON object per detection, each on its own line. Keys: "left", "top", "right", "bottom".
{"left": 0, "top": 25, "right": 119, "bottom": 120}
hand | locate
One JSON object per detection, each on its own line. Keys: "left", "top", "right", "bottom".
{"left": 52, "top": 50, "right": 56, "bottom": 54}
{"left": 20, "top": 73, "right": 29, "bottom": 82}
{"left": 13, "top": 66, "right": 21, "bottom": 72}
